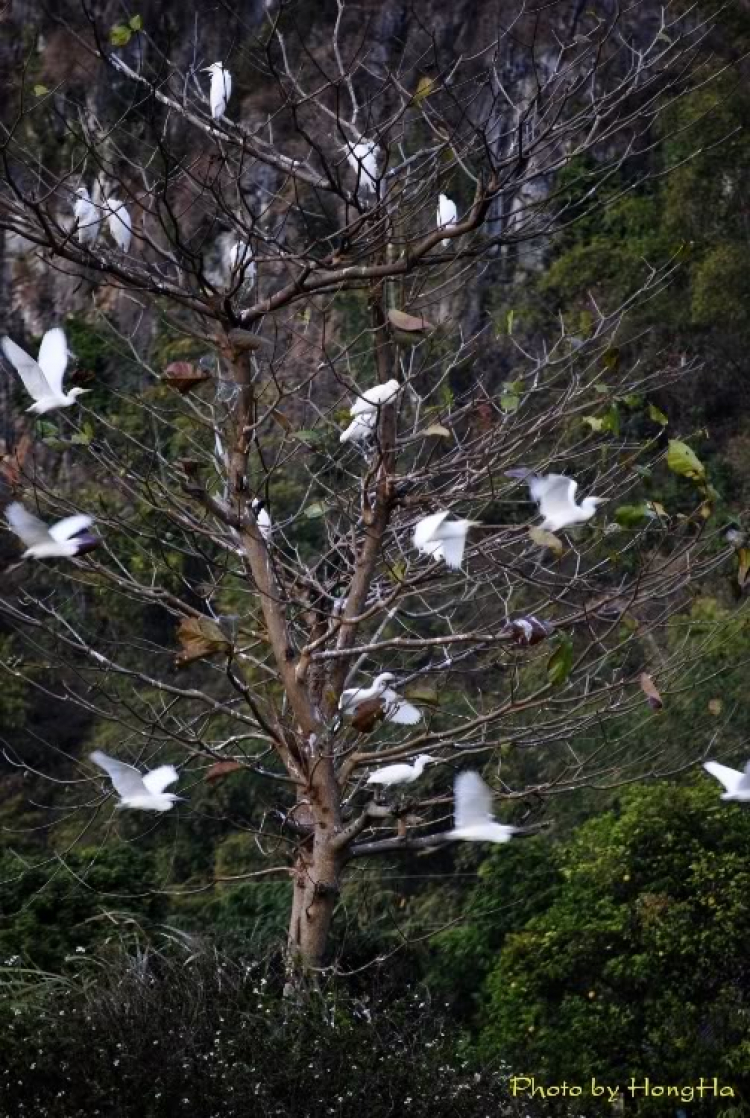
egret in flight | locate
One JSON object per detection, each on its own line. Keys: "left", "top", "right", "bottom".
{"left": 506, "top": 469, "right": 604, "bottom": 531}
{"left": 1, "top": 328, "right": 88, "bottom": 414}
{"left": 90, "top": 750, "right": 182, "bottom": 812}
{"left": 5, "top": 503, "right": 100, "bottom": 560}
{"left": 413, "top": 511, "right": 478, "bottom": 570}
{"left": 703, "top": 760, "right": 750, "bottom": 802}
{"left": 449, "top": 771, "right": 517, "bottom": 844}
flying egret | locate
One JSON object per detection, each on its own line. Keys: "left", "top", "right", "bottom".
{"left": 72, "top": 187, "right": 101, "bottom": 245}
{"left": 227, "top": 240, "right": 256, "bottom": 287}
{"left": 366, "top": 754, "right": 435, "bottom": 788}
{"left": 251, "top": 498, "right": 271, "bottom": 542}
{"left": 413, "top": 511, "right": 478, "bottom": 570}
{"left": 203, "top": 62, "right": 232, "bottom": 119}
{"left": 703, "top": 760, "right": 750, "bottom": 802}
{"left": 90, "top": 750, "right": 181, "bottom": 812}
{"left": 104, "top": 198, "right": 132, "bottom": 252}
{"left": 339, "top": 673, "right": 422, "bottom": 725}
{"left": 1, "top": 328, "right": 88, "bottom": 414}
{"left": 344, "top": 137, "right": 380, "bottom": 196}
{"left": 506, "top": 469, "right": 604, "bottom": 531}
{"left": 5, "top": 502, "right": 100, "bottom": 560}
{"left": 437, "top": 193, "right": 458, "bottom": 246}
{"left": 449, "top": 771, "right": 517, "bottom": 844}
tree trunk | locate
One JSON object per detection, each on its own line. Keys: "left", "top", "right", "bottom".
{"left": 286, "top": 838, "right": 342, "bottom": 975}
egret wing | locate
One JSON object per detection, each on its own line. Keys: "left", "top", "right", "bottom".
{"left": 383, "top": 691, "right": 422, "bottom": 725}
{"left": 49, "top": 514, "right": 94, "bottom": 542}
{"left": 454, "top": 771, "right": 493, "bottom": 829}
{"left": 536, "top": 475, "right": 577, "bottom": 519}
{"left": 37, "top": 328, "right": 68, "bottom": 394}
{"left": 90, "top": 751, "right": 147, "bottom": 798}
{"left": 1, "top": 337, "right": 50, "bottom": 401}
{"left": 142, "top": 765, "right": 179, "bottom": 794}
{"left": 704, "top": 760, "right": 742, "bottom": 793}
{"left": 413, "top": 511, "right": 450, "bottom": 551}
{"left": 437, "top": 531, "right": 467, "bottom": 569}
{"left": 5, "top": 503, "right": 50, "bottom": 547}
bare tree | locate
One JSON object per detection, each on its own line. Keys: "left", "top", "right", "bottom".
{"left": 0, "top": 0, "right": 733, "bottom": 974}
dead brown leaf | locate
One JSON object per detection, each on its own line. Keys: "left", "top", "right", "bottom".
{"left": 175, "top": 616, "right": 232, "bottom": 668}
{"left": 163, "top": 362, "right": 211, "bottom": 394}
{"left": 639, "top": 671, "right": 663, "bottom": 711}
{"left": 205, "top": 760, "right": 244, "bottom": 782}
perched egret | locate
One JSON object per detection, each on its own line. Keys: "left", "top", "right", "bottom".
{"left": 366, "top": 754, "right": 435, "bottom": 788}
{"left": 5, "top": 503, "right": 100, "bottom": 560}
{"left": 1, "top": 328, "right": 88, "bottom": 414}
{"left": 90, "top": 750, "right": 181, "bottom": 812}
{"left": 227, "top": 240, "right": 256, "bottom": 287}
{"left": 413, "top": 511, "right": 478, "bottom": 570}
{"left": 251, "top": 498, "right": 271, "bottom": 542}
{"left": 203, "top": 62, "right": 232, "bottom": 119}
{"left": 339, "top": 673, "right": 422, "bottom": 725}
{"left": 506, "top": 468, "right": 604, "bottom": 531}
{"left": 349, "top": 379, "right": 401, "bottom": 417}
{"left": 449, "top": 771, "right": 517, "bottom": 844}
{"left": 344, "top": 137, "right": 380, "bottom": 196}
{"left": 703, "top": 760, "right": 750, "bottom": 802}
{"left": 104, "top": 198, "right": 132, "bottom": 252}
{"left": 72, "top": 186, "right": 101, "bottom": 245}
{"left": 437, "top": 193, "right": 458, "bottom": 246}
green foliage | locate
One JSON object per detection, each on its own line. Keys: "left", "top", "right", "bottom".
{"left": 478, "top": 782, "right": 750, "bottom": 1113}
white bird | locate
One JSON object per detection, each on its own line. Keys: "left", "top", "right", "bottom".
{"left": 339, "top": 673, "right": 422, "bottom": 725}
{"left": 413, "top": 511, "right": 478, "bottom": 570}
{"left": 1, "top": 328, "right": 88, "bottom": 414}
{"left": 349, "top": 379, "right": 401, "bottom": 417}
{"left": 339, "top": 410, "right": 378, "bottom": 444}
{"left": 251, "top": 498, "right": 271, "bottom": 542}
{"left": 703, "top": 760, "right": 750, "bottom": 802}
{"left": 5, "top": 502, "right": 100, "bottom": 560}
{"left": 72, "top": 186, "right": 101, "bottom": 245}
{"left": 506, "top": 469, "right": 604, "bottom": 532}
{"left": 449, "top": 771, "right": 517, "bottom": 844}
{"left": 227, "top": 240, "right": 256, "bottom": 287}
{"left": 90, "top": 750, "right": 181, "bottom": 812}
{"left": 104, "top": 198, "right": 132, "bottom": 252}
{"left": 203, "top": 62, "right": 232, "bottom": 120}
{"left": 344, "top": 137, "right": 380, "bottom": 196}
{"left": 366, "top": 754, "right": 435, "bottom": 788}
{"left": 437, "top": 193, "right": 458, "bottom": 247}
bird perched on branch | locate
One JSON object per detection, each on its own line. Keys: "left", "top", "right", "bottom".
{"left": 340, "top": 673, "right": 422, "bottom": 725}
{"left": 344, "top": 137, "right": 380, "bottom": 197}
{"left": 251, "top": 498, "right": 271, "bottom": 542}
{"left": 413, "top": 511, "right": 478, "bottom": 570}
{"left": 437, "top": 193, "right": 458, "bottom": 246}
{"left": 90, "top": 750, "right": 182, "bottom": 812}
{"left": 227, "top": 240, "right": 256, "bottom": 287}
{"left": 366, "top": 754, "right": 435, "bottom": 788}
{"left": 104, "top": 198, "right": 132, "bottom": 252}
{"left": 339, "top": 379, "right": 400, "bottom": 444}
{"left": 449, "top": 771, "right": 517, "bottom": 844}
{"left": 203, "top": 61, "right": 232, "bottom": 119}
{"left": 72, "top": 186, "right": 101, "bottom": 245}
{"left": 5, "top": 502, "right": 100, "bottom": 560}
{"left": 2, "top": 328, "right": 88, "bottom": 414}
{"left": 506, "top": 469, "right": 604, "bottom": 531}
{"left": 703, "top": 760, "right": 750, "bottom": 802}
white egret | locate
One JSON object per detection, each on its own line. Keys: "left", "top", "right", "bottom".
{"left": 251, "top": 498, "right": 271, "bottom": 542}
{"left": 339, "top": 673, "right": 422, "bottom": 725}
{"left": 72, "top": 186, "right": 100, "bottom": 245}
{"left": 506, "top": 468, "right": 604, "bottom": 531}
{"left": 227, "top": 240, "right": 256, "bottom": 287}
{"left": 5, "top": 503, "right": 100, "bottom": 560}
{"left": 90, "top": 750, "right": 181, "bottom": 812}
{"left": 349, "top": 379, "right": 400, "bottom": 417}
{"left": 449, "top": 771, "right": 517, "bottom": 844}
{"left": 339, "top": 410, "right": 377, "bottom": 444}
{"left": 104, "top": 198, "right": 132, "bottom": 252}
{"left": 413, "top": 511, "right": 478, "bottom": 570}
{"left": 344, "top": 137, "right": 380, "bottom": 196}
{"left": 1, "top": 328, "right": 88, "bottom": 414}
{"left": 203, "top": 62, "right": 232, "bottom": 119}
{"left": 703, "top": 760, "right": 750, "bottom": 802}
{"left": 437, "top": 193, "right": 458, "bottom": 246}
{"left": 366, "top": 754, "right": 435, "bottom": 788}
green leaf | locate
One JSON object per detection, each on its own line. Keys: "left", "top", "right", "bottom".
{"left": 614, "top": 504, "right": 653, "bottom": 528}
{"left": 582, "top": 405, "right": 619, "bottom": 436}
{"left": 390, "top": 560, "right": 407, "bottom": 584}
{"left": 582, "top": 415, "right": 605, "bottom": 432}
{"left": 128, "top": 14, "right": 143, "bottom": 30}
{"left": 33, "top": 84, "right": 49, "bottom": 97}
{"left": 293, "top": 429, "right": 325, "bottom": 445}
{"left": 506, "top": 309, "right": 515, "bottom": 335}
{"left": 412, "top": 75, "right": 434, "bottom": 104}
{"left": 110, "top": 24, "right": 132, "bottom": 46}
{"left": 500, "top": 393, "right": 519, "bottom": 413}
{"left": 423, "top": 423, "right": 451, "bottom": 438}
{"left": 547, "top": 635, "right": 573, "bottom": 687}
{"left": 648, "top": 403, "right": 668, "bottom": 426}
{"left": 304, "top": 500, "right": 329, "bottom": 520}
{"left": 593, "top": 383, "right": 610, "bottom": 395}
{"left": 620, "top": 394, "right": 642, "bottom": 409}
{"left": 667, "top": 439, "right": 706, "bottom": 483}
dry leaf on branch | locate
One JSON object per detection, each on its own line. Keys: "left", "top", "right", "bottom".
{"left": 351, "top": 698, "right": 388, "bottom": 733}
{"left": 205, "top": 760, "right": 244, "bottom": 782}
{"left": 639, "top": 671, "right": 663, "bottom": 710}
{"left": 163, "top": 362, "right": 212, "bottom": 394}
{"left": 528, "top": 526, "right": 564, "bottom": 556}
